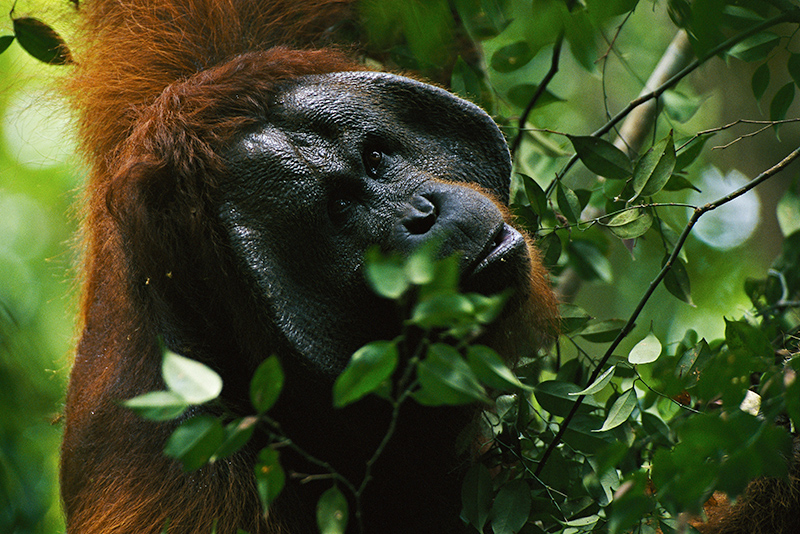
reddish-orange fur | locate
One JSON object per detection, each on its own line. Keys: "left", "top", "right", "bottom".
{"left": 60, "top": 1, "right": 560, "bottom": 533}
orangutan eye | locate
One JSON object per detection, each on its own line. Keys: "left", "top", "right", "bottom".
{"left": 363, "top": 148, "right": 383, "bottom": 177}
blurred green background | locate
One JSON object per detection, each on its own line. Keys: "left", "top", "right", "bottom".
{"left": 0, "top": 1, "right": 798, "bottom": 532}
{"left": 1, "top": 14, "right": 78, "bottom": 531}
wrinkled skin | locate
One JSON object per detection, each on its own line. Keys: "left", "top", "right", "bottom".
{"left": 221, "top": 72, "right": 532, "bottom": 377}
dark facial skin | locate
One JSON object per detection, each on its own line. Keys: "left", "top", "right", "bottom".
{"left": 220, "top": 71, "right": 533, "bottom": 377}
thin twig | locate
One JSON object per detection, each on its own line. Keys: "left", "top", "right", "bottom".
{"left": 510, "top": 36, "right": 564, "bottom": 159}
{"left": 534, "top": 146, "right": 800, "bottom": 477}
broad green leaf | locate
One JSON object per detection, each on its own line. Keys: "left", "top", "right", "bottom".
{"left": 539, "top": 232, "right": 562, "bottom": 269}
{"left": 789, "top": 54, "right": 800, "bottom": 88}
{"left": 365, "top": 248, "right": 408, "bottom": 299}
{"left": 461, "top": 464, "right": 493, "bottom": 532}
{"left": 630, "top": 131, "right": 675, "bottom": 201}
{"left": 519, "top": 173, "right": 547, "bottom": 216}
{"left": 569, "top": 365, "right": 615, "bottom": 396}
{"left": 567, "top": 135, "right": 632, "bottom": 180}
{"left": 415, "top": 344, "right": 489, "bottom": 406}
{"left": 0, "top": 35, "right": 13, "bottom": 55}
{"left": 254, "top": 448, "right": 285, "bottom": 510}
{"left": 663, "top": 256, "right": 693, "bottom": 305}
{"left": 122, "top": 390, "right": 189, "bottom": 421}
{"left": 585, "top": 0, "right": 638, "bottom": 22}
{"left": 250, "top": 355, "right": 284, "bottom": 413}
{"left": 595, "top": 388, "right": 637, "bottom": 432}
{"left": 213, "top": 416, "right": 258, "bottom": 460}
{"left": 491, "top": 41, "right": 533, "bottom": 73}
{"left": 568, "top": 240, "right": 613, "bottom": 283}
{"left": 333, "top": 341, "right": 398, "bottom": 407}
{"left": 317, "top": 486, "right": 348, "bottom": 534}
{"left": 675, "top": 134, "right": 710, "bottom": 172}
{"left": 777, "top": 187, "right": 800, "bottom": 237}
{"left": 411, "top": 293, "right": 474, "bottom": 329}
{"left": 728, "top": 32, "right": 780, "bottom": 62}
{"left": 629, "top": 331, "right": 662, "bottom": 364}
{"left": 663, "top": 174, "right": 701, "bottom": 193}
{"left": 12, "top": 17, "right": 73, "bottom": 65}
{"left": 558, "top": 303, "right": 592, "bottom": 334}
{"left": 606, "top": 207, "right": 653, "bottom": 239}
{"left": 405, "top": 240, "right": 438, "bottom": 285}
{"left": 770, "top": 83, "right": 795, "bottom": 133}
{"left": 557, "top": 182, "right": 582, "bottom": 223}
{"left": 507, "top": 83, "right": 564, "bottom": 110}
{"left": 752, "top": 63, "right": 770, "bottom": 101}
{"left": 467, "top": 292, "right": 509, "bottom": 325}
{"left": 466, "top": 345, "right": 528, "bottom": 392}
{"left": 662, "top": 91, "right": 700, "bottom": 123}
{"left": 577, "top": 318, "right": 626, "bottom": 343}
{"left": 162, "top": 350, "right": 222, "bottom": 405}
{"left": 534, "top": 380, "right": 603, "bottom": 417}
{"left": 489, "top": 480, "right": 532, "bottom": 534}
{"left": 164, "top": 415, "right": 225, "bottom": 471}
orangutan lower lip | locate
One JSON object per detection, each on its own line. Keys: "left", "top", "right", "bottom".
{"left": 469, "top": 223, "right": 525, "bottom": 278}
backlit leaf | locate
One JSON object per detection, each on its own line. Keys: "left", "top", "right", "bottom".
{"left": 317, "top": 486, "right": 348, "bottom": 534}
{"left": 250, "top": 355, "right": 284, "bottom": 413}
{"left": 162, "top": 350, "right": 222, "bottom": 405}
{"left": 333, "top": 341, "right": 398, "bottom": 407}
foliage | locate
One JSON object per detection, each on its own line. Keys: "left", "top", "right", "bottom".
{"left": 4, "top": 0, "right": 800, "bottom": 533}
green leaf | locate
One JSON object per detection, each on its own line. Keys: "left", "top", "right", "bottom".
{"left": 606, "top": 207, "right": 653, "bottom": 239}
{"left": 461, "top": 464, "right": 493, "bottom": 532}
{"left": 577, "top": 318, "right": 626, "bottom": 343}
{"left": 164, "top": 415, "right": 225, "bottom": 471}
{"left": 751, "top": 63, "right": 770, "bottom": 101}
{"left": 162, "top": 350, "right": 223, "bottom": 405}
{"left": 507, "top": 83, "right": 564, "bottom": 109}
{"left": 0, "top": 35, "right": 13, "bottom": 55}
{"left": 12, "top": 17, "right": 73, "bottom": 65}
{"left": 411, "top": 293, "right": 474, "bottom": 329}
{"left": 534, "top": 380, "right": 603, "bottom": 417}
{"left": 570, "top": 365, "right": 615, "bottom": 396}
{"left": 628, "top": 331, "right": 662, "bottom": 364}
{"left": 558, "top": 303, "right": 592, "bottom": 334}
{"left": 770, "top": 82, "right": 795, "bottom": 132}
{"left": 595, "top": 388, "right": 637, "bottom": 432}
{"left": 317, "top": 486, "right": 348, "bottom": 534}
{"left": 365, "top": 248, "right": 409, "bottom": 299}
{"left": 557, "top": 182, "right": 582, "bottom": 223}
{"left": 568, "top": 240, "right": 613, "bottom": 283}
{"left": 777, "top": 187, "right": 800, "bottom": 237}
{"left": 122, "top": 390, "right": 189, "bottom": 421}
{"left": 567, "top": 135, "right": 632, "bottom": 180}
{"left": 662, "top": 91, "right": 700, "bottom": 123}
{"left": 489, "top": 479, "right": 532, "bottom": 534}
{"left": 538, "top": 232, "right": 562, "bottom": 269}
{"left": 789, "top": 54, "right": 800, "bottom": 88}
{"left": 663, "top": 174, "right": 701, "bottom": 193}
{"left": 675, "top": 134, "right": 710, "bottom": 172}
{"left": 519, "top": 173, "right": 547, "bottom": 215}
{"left": 630, "top": 131, "right": 676, "bottom": 201}
{"left": 213, "top": 416, "right": 258, "bottom": 460}
{"left": 415, "top": 344, "right": 489, "bottom": 406}
{"left": 466, "top": 345, "right": 528, "bottom": 392}
{"left": 250, "top": 355, "right": 284, "bottom": 414}
{"left": 333, "top": 341, "right": 398, "bottom": 407}
{"left": 254, "top": 448, "right": 285, "bottom": 511}
{"left": 405, "top": 240, "right": 438, "bottom": 285}
{"left": 491, "top": 41, "right": 533, "bottom": 73}
{"left": 663, "top": 256, "right": 693, "bottom": 305}
{"left": 728, "top": 32, "right": 780, "bottom": 62}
